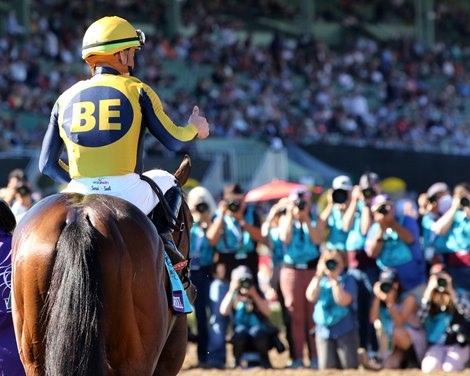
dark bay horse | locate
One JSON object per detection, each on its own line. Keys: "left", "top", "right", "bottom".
{"left": 11, "top": 156, "right": 193, "bottom": 376}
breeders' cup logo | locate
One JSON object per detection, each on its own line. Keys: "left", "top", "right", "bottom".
{"left": 62, "top": 86, "right": 133, "bottom": 147}
{"left": 0, "top": 263, "right": 12, "bottom": 313}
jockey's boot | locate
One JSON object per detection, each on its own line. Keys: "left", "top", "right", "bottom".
{"left": 155, "top": 186, "right": 185, "bottom": 265}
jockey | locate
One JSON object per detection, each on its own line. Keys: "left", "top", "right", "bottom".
{"left": 39, "top": 16, "right": 209, "bottom": 265}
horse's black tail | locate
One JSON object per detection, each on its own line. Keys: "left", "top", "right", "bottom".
{"left": 45, "top": 209, "right": 106, "bottom": 376}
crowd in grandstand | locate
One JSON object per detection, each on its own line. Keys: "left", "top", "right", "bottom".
{"left": 1, "top": 1, "right": 470, "bottom": 155}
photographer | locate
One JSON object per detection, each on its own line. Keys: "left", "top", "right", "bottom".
{"left": 431, "top": 182, "right": 470, "bottom": 291}
{"left": 220, "top": 266, "right": 273, "bottom": 369}
{"left": 370, "top": 269, "right": 426, "bottom": 369}
{"left": 319, "top": 175, "right": 353, "bottom": 251}
{"left": 365, "top": 194, "right": 426, "bottom": 294}
{"left": 418, "top": 182, "right": 451, "bottom": 264}
{"left": 306, "top": 250, "right": 359, "bottom": 370}
{"left": 205, "top": 183, "right": 262, "bottom": 369}
{"left": 187, "top": 186, "right": 217, "bottom": 368}
{"left": 419, "top": 264, "right": 470, "bottom": 373}
{"left": 279, "top": 189, "right": 323, "bottom": 368}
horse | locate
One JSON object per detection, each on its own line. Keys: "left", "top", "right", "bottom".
{"left": 11, "top": 156, "right": 194, "bottom": 376}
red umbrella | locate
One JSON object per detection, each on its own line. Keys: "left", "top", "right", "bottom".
{"left": 244, "top": 180, "right": 307, "bottom": 202}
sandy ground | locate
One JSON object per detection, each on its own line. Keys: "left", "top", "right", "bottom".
{"left": 180, "top": 342, "right": 470, "bottom": 376}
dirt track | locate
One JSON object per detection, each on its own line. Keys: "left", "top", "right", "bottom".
{"left": 180, "top": 342, "right": 470, "bottom": 375}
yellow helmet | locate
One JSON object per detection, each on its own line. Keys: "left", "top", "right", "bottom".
{"left": 82, "top": 16, "right": 145, "bottom": 60}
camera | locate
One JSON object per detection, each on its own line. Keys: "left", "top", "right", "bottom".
{"left": 380, "top": 281, "right": 393, "bottom": 293}
{"left": 461, "top": 197, "right": 470, "bottom": 207}
{"left": 376, "top": 204, "right": 389, "bottom": 215}
{"left": 195, "top": 202, "right": 209, "bottom": 213}
{"left": 437, "top": 277, "right": 447, "bottom": 288}
{"left": 240, "top": 277, "right": 253, "bottom": 290}
{"left": 362, "top": 187, "right": 376, "bottom": 199}
{"left": 332, "top": 189, "right": 348, "bottom": 204}
{"left": 325, "top": 259, "right": 338, "bottom": 271}
{"left": 295, "top": 199, "right": 307, "bottom": 211}
{"left": 227, "top": 199, "right": 241, "bottom": 212}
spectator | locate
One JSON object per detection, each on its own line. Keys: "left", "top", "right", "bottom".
{"left": 10, "top": 185, "right": 35, "bottom": 221}
{"left": 320, "top": 175, "right": 354, "bottom": 251}
{"left": 219, "top": 266, "right": 273, "bottom": 369}
{"left": 205, "top": 183, "right": 262, "bottom": 369}
{"left": 342, "top": 181, "right": 380, "bottom": 357}
{"left": 187, "top": 186, "right": 217, "bottom": 368}
{"left": 0, "top": 169, "right": 28, "bottom": 206}
{"left": 419, "top": 264, "right": 470, "bottom": 373}
{"left": 261, "top": 197, "right": 294, "bottom": 363}
{"left": 0, "top": 199, "right": 24, "bottom": 375}
{"left": 366, "top": 194, "right": 427, "bottom": 294}
{"left": 431, "top": 182, "right": 470, "bottom": 291}
{"left": 370, "top": 268, "right": 427, "bottom": 369}
{"left": 417, "top": 182, "right": 451, "bottom": 263}
{"left": 278, "top": 189, "right": 323, "bottom": 368}
{"left": 306, "top": 250, "right": 360, "bottom": 370}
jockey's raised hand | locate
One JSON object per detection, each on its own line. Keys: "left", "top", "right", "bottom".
{"left": 189, "top": 106, "right": 210, "bottom": 139}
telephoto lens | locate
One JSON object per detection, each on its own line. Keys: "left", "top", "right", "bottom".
{"left": 240, "top": 277, "right": 253, "bottom": 290}
{"left": 377, "top": 204, "right": 389, "bottom": 215}
{"left": 437, "top": 277, "right": 447, "bottom": 288}
{"left": 227, "top": 200, "right": 241, "bottom": 212}
{"left": 380, "top": 282, "right": 393, "bottom": 293}
{"left": 461, "top": 197, "right": 470, "bottom": 207}
{"left": 332, "top": 189, "right": 348, "bottom": 204}
{"left": 325, "top": 259, "right": 338, "bottom": 271}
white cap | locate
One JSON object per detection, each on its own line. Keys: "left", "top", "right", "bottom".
{"left": 332, "top": 175, "right": 353, "bottom": 190}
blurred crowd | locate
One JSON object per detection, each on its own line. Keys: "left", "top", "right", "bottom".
{"left": 1, "top": 1, "right": 470, "bottom": 155}
{"left": 180, "top": 173, "right": 470, "bottom": 370}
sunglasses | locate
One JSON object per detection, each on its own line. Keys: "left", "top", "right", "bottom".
{"left": 136, "top": 29, "right": 145, "bottom": 46}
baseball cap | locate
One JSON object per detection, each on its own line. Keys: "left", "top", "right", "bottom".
{"left": 332, "top": 175, "right": 353, "bottom": 190}
{"left": 379, "top": 268, "right": 397, "bottom": 284}
{"left": 426, "top": 182, "right": 449, "bottom": 202}
{"left": 289, "top": 188, "right": 311, "bottom": 201}
{"left": 223, "top": 183, "right": 245, "bottom": 200}
{"left": 371, "top": 194, "right": 392, "bottom": 212}
{"left": 429, "top": 263, "right": 447, "bottom": 275}
{"left": 231, "top": 265, "right": 253, "bottom": 281}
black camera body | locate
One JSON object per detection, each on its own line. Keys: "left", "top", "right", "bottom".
{"left": 362, "top": 187, "right": 376, "bottom": 199}
{"left": 295, "top": 198, "right": 307, "bottom": 211}
{"left": 325, "top": 259, "right": 338, "bottom": 271}
{"left": 377, "top": 204, "right": 389, "bottom": 215}
{"left": 240, "top": 277, "right": 253, "bottom": 290}
{"left": 437, "top": 277, "right": 447, "bottom": 288}
{"left": 227, "top": 199, "right": 241, "bottom": 212}
{"left": 380, "top": 281, "right": 393, "bottom": 293}
{"left": 332, "top": 189, "right": 348, "bottom": 204}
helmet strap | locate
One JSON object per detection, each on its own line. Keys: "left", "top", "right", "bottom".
{"left": 85, "top": 54, "right": 130, "bottom": 75}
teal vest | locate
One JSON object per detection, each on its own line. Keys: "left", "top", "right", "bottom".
{"left": 373, "top": 216, "right": 413, "bottom": 268}
{"left": 313, "top": 275, "right": 349, "bottom": 327}
{"left": 425, "top": 311, "right": 452, "bottom": 345}
{"left": 284, "top": 220, "right": 319, "bottom": 264}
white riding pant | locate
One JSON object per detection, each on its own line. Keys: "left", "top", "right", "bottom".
{"left": 62, "top": 169, "right": 177, "bottom": 215}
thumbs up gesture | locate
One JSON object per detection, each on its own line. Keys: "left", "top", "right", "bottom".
{"left": 188, "top": 106, "right": 209, "bottom": 139}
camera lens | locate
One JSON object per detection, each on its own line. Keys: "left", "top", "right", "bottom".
{"left": 325, "top": 259, "right": 337, "bottom": 271}
{"left": 460, "top": 197, "right": 470, "bottom": 207}
{"left": 437, "top": 277, "right": 447, "bottom": 288}
{"left": 195, "top": 202, "right": 209, "bottom": 213}
{"left": 296, "top": 199, "right": 306, "bottom": 211}
{"left": 227, "top": 200, "right": 241, "bottom": 212}
{"left": 240, "top": 278, "right": 253, "bottom": 289}
{"left": 380, "top": 282, "right": 392, "bottom": 293}
{"left": 332, "top": 189, "right": 348, "bottom": 204}
{"left": 377, "top": 205, "right": 389, "bottom": 215}
{"left": 362, "top": 188, "right": 376, "bottom": 199}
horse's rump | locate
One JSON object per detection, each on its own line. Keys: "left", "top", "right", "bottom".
{"left": 12, "top": 193, "right": 169, "bottom": 375}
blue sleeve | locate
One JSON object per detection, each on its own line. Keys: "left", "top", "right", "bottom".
{"left": 139, "top": 84, "right": 198, "bottom": 151}
{"left": 38, "top": 101, "right": 71, "bottom": 184}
